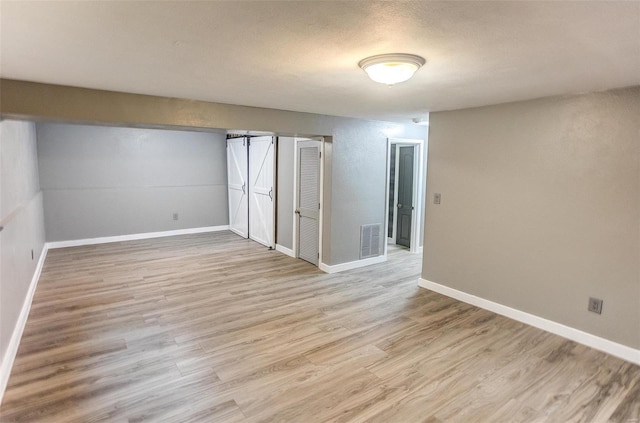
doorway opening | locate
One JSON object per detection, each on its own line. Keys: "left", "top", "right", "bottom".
{"left": 226, "top": 135, "right": 276, "bottom": 249}
{"left": 384, "top": 138, "right": 426, "bottom": 255}
{"left": 227, "top": 134, "right": 327, "bottom": 269}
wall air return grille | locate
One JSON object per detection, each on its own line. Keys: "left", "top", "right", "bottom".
{"left": 360, "top": 223, "right": 382, "bottom": 259}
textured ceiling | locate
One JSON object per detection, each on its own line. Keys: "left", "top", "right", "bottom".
{"left": 1, "top": 1, "right": 638, "bottom": 123}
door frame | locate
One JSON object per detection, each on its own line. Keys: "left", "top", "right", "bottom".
{"left": 384, "top": 138, "right": 426, "bottom": 255}
{"left": 389, "top": 144, "right": 401, "bottom": 243}
{"left": 292, "top": 137, "right": 324, "bottom": 266}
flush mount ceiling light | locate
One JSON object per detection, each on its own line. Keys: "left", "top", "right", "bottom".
{"left": 359, "top": 53, "right": 426, "bottom": 85}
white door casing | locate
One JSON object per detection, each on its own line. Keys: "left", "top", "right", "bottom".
{"left": 227, "top": 137, "right": 248, "bottom": 238}
{"left": 296, "top": 140, "right": 321, "bottom": 265}
{"left": 248, "top": 136, "right": 276, "bottom": 248}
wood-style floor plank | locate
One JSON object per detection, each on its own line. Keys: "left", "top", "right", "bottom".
{"left": 1, "top": 231, "right": 638, "bottom": 422}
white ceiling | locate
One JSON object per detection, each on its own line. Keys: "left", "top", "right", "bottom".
{"left": 1, "top": 1, "right": 638, "bottom": 123}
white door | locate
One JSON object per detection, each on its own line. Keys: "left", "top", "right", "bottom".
{"left": 296, "top": 140, "right": 321, "bottom": 265}
{"left": 248, "top": 136, "right": 275, "bottom": 248}
{"left": 227, "top": 137, "right": 248, "bottom": 238}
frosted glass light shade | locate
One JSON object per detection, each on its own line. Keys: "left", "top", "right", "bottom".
{"left": 359, "top": 54, "right": 425, "bottom": 85}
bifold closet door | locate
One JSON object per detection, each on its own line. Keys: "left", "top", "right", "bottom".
{"left": 226, "top": 137, "right": 248, "bottom": 238}
{"left": 248, "top": 136, "right": 275, "bottom": 248}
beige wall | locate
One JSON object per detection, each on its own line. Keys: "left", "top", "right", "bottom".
{"left": 423, "top": 87, "right": 640, "bottom": 349}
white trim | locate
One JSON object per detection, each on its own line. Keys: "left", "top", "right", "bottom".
{"left": 318, "top": 138, "right": 325, "bottom": 267}
{"left": 418, "top": 279, "right": 640, "bottom": 366}
{"left": 391, "top": 144, "right": 400, "bottom": 243}
{"left": 319, "top": 254, "right": 387, "bottom": 274}
{"left": 291, "top": 137, "right": 299, "bottom": 258}
{"left": 272, "top": 136, "right": 278, "bottom": 249}
{"left": 0, "top": 246, "right": 48, "bottom": 406}
{"left": 410, "top": 142, "right": 424, "bottom": 254}
{"left": 275, "top": 244, "right": 295, "bottom": 258}
{"left": 46, "top": 226, "right": 229, "bottom": 249}
{"left": 384, "top": 142, "right": 393, "bottom": 254}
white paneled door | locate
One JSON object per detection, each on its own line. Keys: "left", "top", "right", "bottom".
{"left": 296, "top": 140, "right": 321, "bottom": 265}
{"left": 248, "top": 136, "right": 275, "bottom": 248}
{"left": 226, "top": 137, "right": 248, "bottom": 238}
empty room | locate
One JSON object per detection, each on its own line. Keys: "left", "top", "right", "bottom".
{"left": 1, "top": 1, "right": 639, "bottom": 422}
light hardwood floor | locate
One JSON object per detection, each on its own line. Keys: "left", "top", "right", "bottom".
{"left": 1, "top": 232, "right": 639, "bottom": 422}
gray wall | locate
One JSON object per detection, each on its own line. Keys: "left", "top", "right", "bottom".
{"left": 420, "top": 131, "right": 428, "bottom": 248}
{"left": 330, "top": 123, "right": 426, "bottom": 263}
{"left": 1, "top": 80, "right": 428, "bottom": 266}
{"left": 37, "top": 123, "right": 228, "bottom": 241}
{"left": 0, "top": 119, "right": 45, "bottom": 370}
{"left": 423, "top": 87, "right": 640, "bottom": 349}
{"left": 276, "top": 137, "right": 295, "bottom": 250}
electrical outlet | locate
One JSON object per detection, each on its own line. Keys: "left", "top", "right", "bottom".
{"left": 434, "top": 193, "right": 441, "bottom": 204}
{"left": 588, "top": 297, "right": 603, "bottom": 314}
{"left": 173, "top": 213, "right": 179, "bottom": 221}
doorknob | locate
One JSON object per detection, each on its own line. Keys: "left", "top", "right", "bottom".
{"left": 397, "top": 203, "right": 402, "bottom": 208}
{"left": 295, "top": 209, "right": 300, "bottom": 214}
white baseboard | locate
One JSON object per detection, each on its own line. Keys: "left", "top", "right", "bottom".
{"left": 46, "top": 226, "right": 230, "bottom": 249}
{"left": 418, "top": 279, "right": 640, "bottom": 366}
{"left": 0, "top": 246, "right": 48, "bottom": 406}
{"left": 275, "top": 244, "right": 295, "bottom": 258}
{"left": 319, "top": 255, "right": 387, "bottom": 274}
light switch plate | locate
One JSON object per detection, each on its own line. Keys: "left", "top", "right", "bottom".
{"left": 588, "top": 297, "right": 603, "bottom": 314}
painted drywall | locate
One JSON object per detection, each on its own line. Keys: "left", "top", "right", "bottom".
{"left": 330, "top": 123, "right": 427, "bottom": 263}
{"left": 322, "top": 138, "right": 333, "bottom": 263}
{"left": 420, "top": 131, "right": 428, "bottom": 248}
{"left": 276, "top": 137, "right": 295, "bottom": 250}
{"left": 0, "top": 119, "right": 45, "bottom": 371}
{"left": 37, "top": 123, "right": 228, "bottom": 241}
{"left": 423, "top": 87, "right": 640, "bottom": 349}
{"left": 1, "top": 80, "right": 427, "bottom": 265}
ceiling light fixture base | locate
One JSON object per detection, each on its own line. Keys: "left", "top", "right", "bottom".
{"left": 412, "top": 117, "right": 429, "bottom": 126}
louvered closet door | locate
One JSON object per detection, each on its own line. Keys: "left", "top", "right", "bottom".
{"left": 227, "top": 137, "right": 248, "bottom": 238}
{"left": 297, "top": 140, "right": 321, "bottom": 265}
{"left": 248, "top": 136, "right": 275, "bottom": 248}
